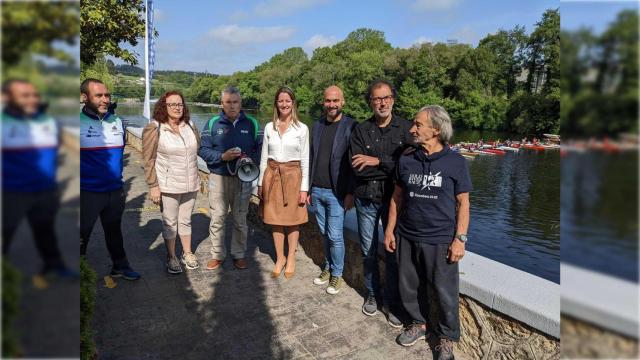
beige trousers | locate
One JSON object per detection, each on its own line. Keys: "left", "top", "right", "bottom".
{"left": 161, "top": 191, "right": 197, "bottom": 240}
{"left": 207, "top": 174, "right": 252, "bottom": 260}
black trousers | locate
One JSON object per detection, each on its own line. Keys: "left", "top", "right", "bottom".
{"left": 397, "top": 232, "right": 460, "bottom": 341}
{"left": 2, "top": 190, "right": 64, "bottom": 269}
{"left": 80, "top": 188, "right": 128, "bottom": 267}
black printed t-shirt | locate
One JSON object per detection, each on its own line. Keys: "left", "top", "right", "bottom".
{"left": 395, "top": 145, "right": 472, "bottom": 244}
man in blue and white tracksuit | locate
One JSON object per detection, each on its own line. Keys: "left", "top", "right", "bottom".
{"left": 198, "top": 86, "right": 262, "bottom": 271}
{"left": 1, "top": 79, "right": 72, "bottom": 275}
{"left": 80, "top": 78, "right": 139, "bottom": 280}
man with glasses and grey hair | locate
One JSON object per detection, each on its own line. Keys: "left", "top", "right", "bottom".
{"left": 350, "top": 79, "right": 412, "bottom": 328}
{"left": 384, "top": 105, "right": 471, "bottom": 360}
{"left": 199, "top": 86, "right": 262, "bottom": 271}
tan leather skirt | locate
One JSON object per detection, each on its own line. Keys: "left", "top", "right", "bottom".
{"left": 261, "top": 159, "right": 308, "bottom": 226}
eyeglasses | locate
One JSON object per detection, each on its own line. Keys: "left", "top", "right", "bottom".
{"left": 167, "top": 103, "right": 184, "bottom": 109}
{"left": 370, "top": 95, "right": 393, "bottom": 104}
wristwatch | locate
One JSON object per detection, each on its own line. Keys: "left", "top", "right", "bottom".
{"left": 455, "top": 234, "right": 468, "bottom": 243}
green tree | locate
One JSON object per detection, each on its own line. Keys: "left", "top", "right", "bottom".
{"left": 80, "top": 0, "right": 155, "bottom": 66}
{"left": 2, "top": 2, "right": 78, "bottom": 66}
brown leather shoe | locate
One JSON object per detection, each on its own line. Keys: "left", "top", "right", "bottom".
{"left": 206, "top": 259, "right": 223, "bottom": 270}
{"left": 233, "top": 258, "right": 247, "bottom": 270}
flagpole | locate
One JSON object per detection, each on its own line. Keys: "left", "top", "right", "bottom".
{"left": 143, "top": 0, "right": 151, "bottom": 121}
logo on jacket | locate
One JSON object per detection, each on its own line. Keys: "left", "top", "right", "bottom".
{"left": 217, "top": 128, "right": 224, "bottom": 135}
{"left": 422, "top": 171, "right": 442, "bottom": 190}
{"left": 240, "top": 129, "right": 249, "bottom": 135}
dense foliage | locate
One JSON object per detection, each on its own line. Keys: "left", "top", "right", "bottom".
{"left": 1, "top": 2, "right": 78, "bottom": 66}
{"left": 561, "top": 9, "right": 638, "bottom": 136}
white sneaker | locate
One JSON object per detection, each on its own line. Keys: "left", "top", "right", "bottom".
{"left": 181, "top": 252, "right": 199, "bottom": 270}
{"left": 166, "top": 257, "right": 182, "bottom": 274}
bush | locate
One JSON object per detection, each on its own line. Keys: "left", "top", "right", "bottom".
{"left": 80, "top": 257, "right": 97, "bottom": 360}
{"left": 2, "top": 258, "right": 21, "bottom": 358}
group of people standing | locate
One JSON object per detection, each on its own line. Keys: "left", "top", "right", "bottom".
{"left": 77, "top": 77, "right": 471, "bottom": 359}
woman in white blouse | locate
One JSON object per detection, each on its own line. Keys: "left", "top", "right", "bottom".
{"left": 257, "top": 87, "right": 309, "bottom": 279}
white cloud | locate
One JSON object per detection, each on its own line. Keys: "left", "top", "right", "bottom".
{"left": 450, "top": 25, "right": 479, "bottom": 45}
{"left": 206, "top": 25, "right": 295, "bottom": 46}
{"left": 411, "top": 0, "right": 461, "bottom": 11}
{"left": 412, "top": 36, "right": 433, "bottom": 46}
{"left": 303, "top": 34, "right": 338, "bottom": 55}
{"left": 254, "top": 0, "right": 331, "bottom": 18}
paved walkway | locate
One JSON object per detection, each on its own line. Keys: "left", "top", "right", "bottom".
{"left": 87, "top": 146, "right": 468, "bottom": 359}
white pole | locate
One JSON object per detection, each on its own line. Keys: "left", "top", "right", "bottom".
{"left": 143, "top": 0, "right": 151, "bottom": 121}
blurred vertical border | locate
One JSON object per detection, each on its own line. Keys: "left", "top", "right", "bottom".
{"left": 560, "top": 1, "right": 639, "bottom": 359}
{"left": 1, "top": 0, "right": 82, "bottom": 358}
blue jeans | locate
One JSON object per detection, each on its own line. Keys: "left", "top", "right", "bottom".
{"left": 355, "top": 197, "right": 399, "bottom": 306}
{"left": 311, "top": 187, "right": 345, "bottom": 277}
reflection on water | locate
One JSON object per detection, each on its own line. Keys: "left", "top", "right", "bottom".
{"left": 561, "top": 151, "right": 638, "bottom": 282}
{"left": 117, "top": 104, "right": 562, "bottom": 283}
{"left": 457, "top": 129, "right": 560, "bottom": 283}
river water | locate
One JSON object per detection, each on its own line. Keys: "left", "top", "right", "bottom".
{"left": 116, "top": 104, "right": 566, "bottom": 282}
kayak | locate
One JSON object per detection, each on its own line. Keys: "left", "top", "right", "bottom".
{"left": 541, "top": 144, "right": 560, "bottom": 149}
{"left": 523, "top": 144, "right": 545, "bottom": 151}
{"left": 480, "top": 149, "right": 506, "bottom": 155}
{"left": 459, "top": 150, "right": 481, "bottom": 157}
{"left": 498, "top": 146, "right": 519, "bottom": 152}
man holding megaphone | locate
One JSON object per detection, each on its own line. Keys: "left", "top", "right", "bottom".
{"left": 199, "top": 86, "right": 262, "bottom": 271}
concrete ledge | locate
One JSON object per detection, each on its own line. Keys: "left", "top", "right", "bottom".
{"left": 61, "top": 126, "right": 79, "bottom": 152}
{"left": 561, "top": 262, "right": 639, "bottom": 339}
{"left": 460, "top": 252, "right": 559, "bottom": 338}
{"left": 125, "top": 125, "right": 560, "bottom": 339}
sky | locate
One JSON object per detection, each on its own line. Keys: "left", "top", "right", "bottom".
{"left": 112, "top": 0, "right": 633, "bottom": 75}
{"left": 562, "top": 0, "right": 638, "bottom": 33}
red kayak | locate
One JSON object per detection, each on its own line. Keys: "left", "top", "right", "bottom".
{"left": 523, "top": 144, "right": 545, "bottom": 151}
{"left": 479, "top": 149, "right": 506, "bottom": 155}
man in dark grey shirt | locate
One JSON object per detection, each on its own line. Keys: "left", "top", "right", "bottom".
{"left": 308, "top": 86, "right": 356, "bottom": 295}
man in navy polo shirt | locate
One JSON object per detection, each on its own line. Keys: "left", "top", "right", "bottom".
{"left": 199, "top": 86, "right": 262, "bottom": 271}
{"left": 384, "top": 105, "right": 471, "bottom": 360}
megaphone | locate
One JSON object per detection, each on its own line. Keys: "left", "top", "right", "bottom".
{"left": 227, "top": 148, "right": 260, "bottom": 183}
{"left": 236, "top": 156, "right": 260, "bottom": 182}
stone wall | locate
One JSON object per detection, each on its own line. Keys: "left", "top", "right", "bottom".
{"left": 561, "top": 315, "right": 638, "bottom": 359}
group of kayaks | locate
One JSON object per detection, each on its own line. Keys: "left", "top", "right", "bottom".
{"left": 452, "top": 135, "right": 561, "bottom": 159}
{"left": 560, "top": 135, "right": 639, "bottom": 156}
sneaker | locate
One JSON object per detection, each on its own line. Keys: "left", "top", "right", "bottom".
{"left": 396, "top": 323, "right": 427, "bottom": 347}
{"left": 166, "top": 257, "right": 182, "bottom": 274}
{"left": 384, "top": 306, "right": 403, "bottom": 328}
{"left": 435, "top": 338, "right": 455, "bottom": 360}
{"left": 326, "top": 276, "right": 344, "bottom": 295}
{"left": 313, "top": 269, "right": 330, "bottom": 285}
{"left": 42, "top": 265, "right": 79, "bottom": 280}
{"left": 362, "top": 294, "right": 378, "bottom": 316}
{"left": 181, "top": 252, "right": 199, "bottom": 270}
{"left": 110, "top": 266, "right": 141, "bottom": 280}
